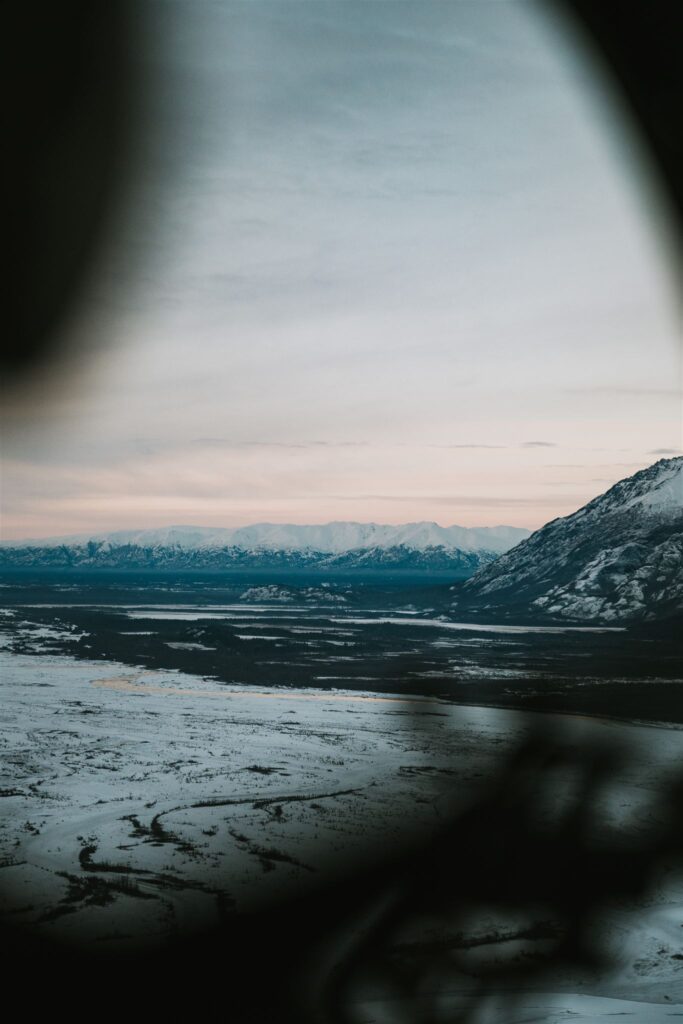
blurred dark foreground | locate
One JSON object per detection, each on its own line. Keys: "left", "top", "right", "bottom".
{"left": 3, "top": 724, "right": 683, "bottom": 1022}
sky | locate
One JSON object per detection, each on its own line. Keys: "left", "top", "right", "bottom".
{"left": 2, "top": 0, "right": 681, "bottom": 540}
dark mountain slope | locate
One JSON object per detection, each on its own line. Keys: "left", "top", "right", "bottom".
{"left": 458, "top": 457, "right": 683, "bottom": 623}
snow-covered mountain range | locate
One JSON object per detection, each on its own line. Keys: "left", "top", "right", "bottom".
{"left": 5, "top": 459, "right": 680, "bottom": 618}
{"left": 459, "top": 457, "right": 683, "bottom": 622}
{"left": 0, "top": 521, "right": 531, "bottom": 574}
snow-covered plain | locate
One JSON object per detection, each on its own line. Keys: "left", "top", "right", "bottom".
{"left": 2, "top": 640, "right": 683, "bottom": 1019}
{"left": 1, "top": 648, "right": 531, "bottom": 951}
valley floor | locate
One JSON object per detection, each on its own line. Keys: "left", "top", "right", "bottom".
{"left": 2, "top": 646, "right": 683, "bottom": 1021}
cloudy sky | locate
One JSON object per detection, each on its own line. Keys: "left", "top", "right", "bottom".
{"left": 2, "top": 0, "right": 681, "bottom": 539}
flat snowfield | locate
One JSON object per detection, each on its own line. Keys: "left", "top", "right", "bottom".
{"left": 2, "top": 648, "right": 683, "bottom": 1019}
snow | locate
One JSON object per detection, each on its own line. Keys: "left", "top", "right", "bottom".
{"left": 165, "top": 642, "right": 216, "bottom": 651}
{"left": 0, "top": 648, "right": 529, "bottom": 944}
{"left": 2, "top": 520, "right": 531, "bottom": 554}
{"left": 240, "top": 585, "right": 295, "bottom": 602}
{"left": 2, "top": 646, "right": 683, "bottom": 1012}
{"left": 331, "top": 617, "right": 624, "bottom": 634}
{"left": 352, "top": 992, "right": 683, "bottom": 1021}
{"left": 623, "top": 457, "right": 683, "bottom": 513}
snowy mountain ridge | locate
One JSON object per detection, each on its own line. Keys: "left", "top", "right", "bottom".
{"left": 460, "top": 457, "right": 683, "bottom": 623}
{"left": 566, "top": 456, "right": 683, "bottom": 519}
{"left": 1, "top": 521, "right": 530, "bottom": 555}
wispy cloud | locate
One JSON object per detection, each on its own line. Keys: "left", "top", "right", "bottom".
{"left": 564, "top": 387, "right": 681, "bottom": 397}
{"left": 335, "top": 494, "right": 581, "bottom": 507}
{"left": 426, "top": 442, "right": 559, "bottom": 450}
{"left": 188, "top": 439, "right": 368, "bottom": 450}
